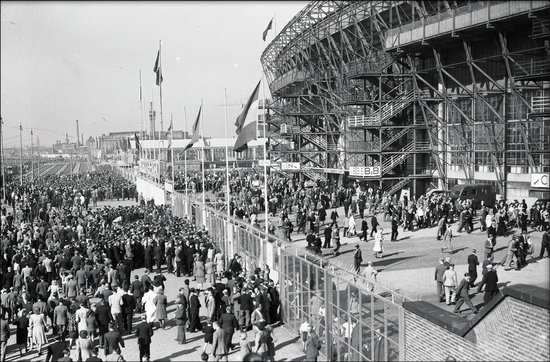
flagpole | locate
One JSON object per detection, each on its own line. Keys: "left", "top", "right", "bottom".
{"left": 183, "top": 106, "right": 188, "bottom": 213}
{"left": 170, "top": 113, "right": 175, "bottom": 207}
{"left": 158, "top": 40, "right": 164, "bottom": 185}
{"left": 139, "top": 70, "right": 144, "bottom": 170}
{"left": 261, "top": 76, "right": 269, "bottom": 239}
{"left": 200, "top": 99, "right": 206, "bottom": 209}
{"left": 224, "top": 88, "right": 231, "bottom": 221}
{"left": 19, "top": 124, "right": 23, "bottom": 186}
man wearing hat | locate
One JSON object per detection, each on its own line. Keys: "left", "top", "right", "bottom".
{"left": 467, "top": 249, "right": 479, "bottom": 287}
{"left": 477, "top": 263, "right": 499, "bottom": 307}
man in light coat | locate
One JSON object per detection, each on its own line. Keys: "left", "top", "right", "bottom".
{"left": 211, "top": 321, "right": 228, "bottom": 362}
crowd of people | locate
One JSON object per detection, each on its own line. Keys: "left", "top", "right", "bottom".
{"left": 0, "top": 169, "right": 285, "bottom": 362}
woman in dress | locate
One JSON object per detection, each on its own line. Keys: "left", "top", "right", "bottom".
{"left": 373, "top": 228, "right": 384, "bottom": 258}
{"left": 67, "top": 304, "right": 79, "bottom": 349}
{"left": 154, "top": 288, "right": 168, "bottom": 329}
{"left": 76, "top": 330, "right": 93, "bottom": 362}
{"left": 193, "top": 256, "right": 206, "bottom": 292}
{"left": 214, "top": 250, "right": 224, "bottom": 280}
{"left": 29, "top": 306, "right": 48, "bottom": 356}
{"left": 11, "top": 308, "right": 29, "bottom": 356}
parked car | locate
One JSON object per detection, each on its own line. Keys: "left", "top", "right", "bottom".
{"left": 450, "top": 183, "right": 496, "bottom": 209}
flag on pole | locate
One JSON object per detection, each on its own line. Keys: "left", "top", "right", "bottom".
{"left": 234, "top": 120, "right": 257, "bottom": 153}
{"left": 167, "top": 121, "right": 172, "bottom": 132}
{"left": 235, "top": 80, "right": 261, "bottom": 133}
{"left": 153, "top": 49, "right": 163, "bottom": 86}
{"left": 184, "top": 106, "right": 202, "bottom": 151}
{"left": 134, "top": 133, "right": 141, "bottom": 151}
{"left": 263, "top": 18, "right": 273, "bottom": 41}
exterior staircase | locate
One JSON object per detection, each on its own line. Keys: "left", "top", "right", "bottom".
{"left": 303, "top": 168, "right": 328, "bottom": 183}
{"left": 381, "top": 142, "right": 415, "bottom": 174}
{"left": 347, "top": 90, "right": 415, "bottom": 128}
{"left": 302, "top": 133, "right": 327, "bottom": 149}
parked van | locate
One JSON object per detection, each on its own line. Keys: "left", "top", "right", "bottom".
{"left": 450, "top": 184, "right": 496, "bottom": 209}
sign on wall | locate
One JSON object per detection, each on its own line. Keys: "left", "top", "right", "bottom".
{"left": 349, "top": 166, "right": 381, "bottom": 177}
{"left": 281, "top": 162, "right": 300, "bottom": 171}
{"left": 531, "top": 173, "right": 549, "bottom": 188}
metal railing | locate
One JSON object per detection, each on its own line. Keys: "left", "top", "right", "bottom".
{"left": 531, "top": 95, "right": 550, "bottom": 114}
{"left": 174, "top": 197, "right": 408, "bottom": 361}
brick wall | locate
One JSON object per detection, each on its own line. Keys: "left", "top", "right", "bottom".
{"left": 404, "top": 296, "right": 550, "bottom": 361}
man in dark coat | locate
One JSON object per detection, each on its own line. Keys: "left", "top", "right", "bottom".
{"left": 95, "top": 300, "right": 112, "bottom": 349}
{"left": 467, "top": 249, "right": 479, "bottom": 287}
{"left": 144, "top": 243, "right": 153, "bottom": 271}
{"left": 359, "top": 217, "right": 369, "bottom": 241}
{"left": 370, "top": 214, "right": 379, "bottom": 237}
{"left": 323, "top": 225, "right": 332, "bottom": 249}
{"left": 104, "top": 323, "right": 125, "bottom": 357}
{"left": 219, "top": 305, "right": 239, "bottom": 352}
{"left": 122, "top": 289, "right": 136, "bottom": 333}
{"left": 131, "top": 275, "right": 144, "bottom": 313}
{"left": 477, "top": 264, "right": 499, "bottom": 307}
{"left": 353, "top": 245, "right": 363, "bottom": 274}
{"left": 305, "top": 324, "right": 322, "bottom": 361}
{"left": 435, "top": 258, "right": 447, "bottom": 303}
{"left": 188, "top": 288, "right": 202, "bottom": 333}
{"left": 135, "top": 315, "right": 154, "bottom": 362}
{"left": 453, "top": 273, "right": 478, "bottom": 314}
{"left": 153, "top": 242, "right": 163, "bottom": 273}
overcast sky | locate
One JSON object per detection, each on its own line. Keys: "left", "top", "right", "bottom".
{"left": 1, "top": 1, "right": 307, "bottom": 148}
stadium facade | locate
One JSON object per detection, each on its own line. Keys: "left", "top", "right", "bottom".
{"left": 261, "top": 0, "right": 550, "bottom": 202}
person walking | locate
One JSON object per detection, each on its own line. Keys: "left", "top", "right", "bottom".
{"left": 373, "top": 228, "right": 384, "bottom": 258}
{"left": 11, "top": 309, "right": 29, "bottom": 357}
{"left": 467, "top": 249, "right": 479, "bottom": 287}
{"left": 104, "top": 324, "right": 125, "bottom": 359}
{"left": 131, "top": 275, "right": 144, "bottom": 313}
{"left": 76, "top": 330, "right": 93, "bottom": 362}
{"left": 390, "top": 217, "right": 399, "bottom": 241}
{"left": 305, "top": 324, "right": 322, "bottom": 362}
{"left": 323, "top": 225, "right": 332, "bottom": 249}
{"left": 442, "top": 263, "right": 458, "bottom": 305}
{"left": 476, "top": 264, "right": 499, "bottom": 307}
{"left": 353, "top": 245, "right": 363, "bottom": 274}
{"left": 219, "top": 305, "right": 238, "bottom": 352}
{"left": 135, "top": 315, "right": 154, "bottom": 362}
{"left": 370, "top": 214, "right": 379, "bottom": 238}
{"left": 435, "top": 258, "right": 447, "bottom": 303}
{"left": 188, "top": 288, "right": 202, "bottom": 333}
{"left": 453, "top": 273, "right": 478, "bottom": 315}
{"left": 121, "top": 289, "right": 136, "bottom": 334}
{"left": 29, "top": 306, "right": 49, "bottom": 356}
{"left": 0, "top": 315, "right": 10, "bottom": 362}
{"left": 442, "top": 224, "right": 454, "bottom": 253}
{"left": 154, "top": 288, "right": 168, "bottom": 330}
{"left": 211, "top": 321, "right": 228, "bottom": 362}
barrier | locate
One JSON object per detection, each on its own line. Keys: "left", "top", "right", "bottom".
{"left": 182, "top": 196, "right": 407, "bottom": 361}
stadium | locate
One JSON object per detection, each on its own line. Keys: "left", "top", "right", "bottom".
{"left": 261, "top": 0, "right": 549, "bottom": 203}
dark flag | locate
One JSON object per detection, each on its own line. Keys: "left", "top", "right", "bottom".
{"left": 134, "top": 133, "right": 141, "bottom": 150}
{"left": 234, "top": 120, "right": 257, "bottom": 153}
{"left": 184, "top": 105, "right": 202, "bottom": 151}
{"left": 153, "top": 49, "right": 163, "bottom": 86}
{"left": 235, "top": 80, "right": 260, "bottom": 133}
{"left": 263, "top": 18, "right": 273, "bottom": 41}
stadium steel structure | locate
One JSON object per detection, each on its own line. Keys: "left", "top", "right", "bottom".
{"left": 261, "top": 1, "right": 550, "bottom": 199}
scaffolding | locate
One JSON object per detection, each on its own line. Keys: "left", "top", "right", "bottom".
{"left": 261, "top": 0, "right": 550, "bottom": 199}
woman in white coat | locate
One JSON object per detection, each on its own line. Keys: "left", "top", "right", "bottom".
{"left": 142, "top": 287, "right": 157, "bottom": 324}
{"left": 373, "top": 228, "right": 384, "bottom": 258}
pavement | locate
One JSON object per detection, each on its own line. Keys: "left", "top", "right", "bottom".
{"left": 3, "top": 195, "right": 548, "bottom": 360}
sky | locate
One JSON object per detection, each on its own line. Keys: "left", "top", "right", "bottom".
{"left": 0, "top": 1, "right": 308, "bottom": 148}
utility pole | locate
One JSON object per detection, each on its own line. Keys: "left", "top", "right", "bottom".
{"left": 76, "top": 119, "right": 80, "bottom": 147}
{"left": 19, "top": 123, "right": 23, "bottom": 186}
{"left": 31, "top": 130, "right": 34, "bottom": 182}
